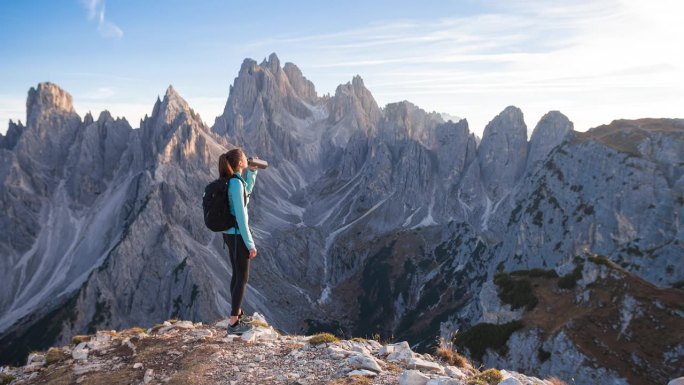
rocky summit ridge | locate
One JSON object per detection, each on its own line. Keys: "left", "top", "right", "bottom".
{"left": 0, "top": 53, "right": 682, "bottom": 385}
{"left": 0, "top": 314, "right": 564, "bottom": 385}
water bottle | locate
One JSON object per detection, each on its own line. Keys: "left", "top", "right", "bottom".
{"left": 248, "top": 157, "right": 268, "bottom": 169}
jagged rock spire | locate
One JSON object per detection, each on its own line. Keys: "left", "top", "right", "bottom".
{"left": 527, "top": 111, "right": 573, "bottom": 168}
{"left": 477, "top": 106, "right": 528, "bottom": 200}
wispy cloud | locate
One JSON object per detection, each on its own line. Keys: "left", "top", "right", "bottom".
{"left": 0, "top": 95, "right": 26, "bottom": 130}
{"left": 80, "top": 0, "right": 123, "bottom": 39}
{"left": 244, "top": 0, "right": 683, "bottom": 134}
{"left": 82, "top": 86, "right": 116, "bottom": 100}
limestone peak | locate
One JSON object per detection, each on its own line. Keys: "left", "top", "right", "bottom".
{"left": 27, "top": 82, "right": 75, "bottom": 115}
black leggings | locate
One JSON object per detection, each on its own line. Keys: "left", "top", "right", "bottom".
{"left": 222, "top": 234, "right": 250, "bottom": 317}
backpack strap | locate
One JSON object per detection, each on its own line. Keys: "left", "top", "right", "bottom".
{"left": 229, "top": 174, "right": 247, "bottom": 206}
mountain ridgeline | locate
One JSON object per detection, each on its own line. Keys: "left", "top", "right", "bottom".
{"left": 0, "top": 53, "right": 682, "bottom": 384}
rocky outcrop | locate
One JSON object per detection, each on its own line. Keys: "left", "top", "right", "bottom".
{"left": 0, "top": 315, "right": 554, "bottom": 385}
{"left": 470, "top": 258, "right": 684, "bottom": 385}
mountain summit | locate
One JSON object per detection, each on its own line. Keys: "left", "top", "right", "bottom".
{"left": 0, "top": 314, "right": 565, "bottom": 385}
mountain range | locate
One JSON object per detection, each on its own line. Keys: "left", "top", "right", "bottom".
{"left": 0, "top": 53, "right": 682, "bottom": 384}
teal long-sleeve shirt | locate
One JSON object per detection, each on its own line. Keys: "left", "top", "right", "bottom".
{"left": 224, "top": 169, "right": 257, "bottom": 250}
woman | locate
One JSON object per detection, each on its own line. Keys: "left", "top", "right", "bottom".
{"left": 218, "top": 148, "right": 258, "bottom": 334}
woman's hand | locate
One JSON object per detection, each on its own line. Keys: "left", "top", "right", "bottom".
{"left": 249, "top": 248, "right": 257, "bottom": 259}
{"left": 248, "top": 156, "right": 259, "bottom": 172}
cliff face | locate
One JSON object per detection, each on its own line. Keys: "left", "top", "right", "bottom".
{"left": 0, "top": 55, "right": 682, "bottom": 384}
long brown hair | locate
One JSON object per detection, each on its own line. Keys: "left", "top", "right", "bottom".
{"left": 218, "top": 148, "right": 244, "bottom": 179}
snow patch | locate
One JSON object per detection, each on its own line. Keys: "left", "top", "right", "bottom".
{"left": 617, "top": 294, "right": 640, "bottom": 340}
{"left": 411, "top": 190, "right": 438, "bottom": 229}
{"left": 480, "top": 193, "right": 507, "bottom": 231}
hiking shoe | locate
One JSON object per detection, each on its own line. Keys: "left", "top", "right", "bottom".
{"left": 226, "top": 319, "right": 252, "bottom": 335}
{"left": 238, "top": 312, "right": 254, "bottom": 323}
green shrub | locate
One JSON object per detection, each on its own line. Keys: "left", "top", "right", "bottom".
{"left": 308, "top": 332, "right": 339, "bottom": 345}
{"left": 557, "top": 274, "right": 578, "bottom": 289}
{"left": 511, "top": 268, "right": 558, "bottom": 278}
{"left": 453, "top": 321, "right": 524, "bottom": 362}
{"left": 538, "top": 348, "right": 551, "bottom": 362}
{"left": 557, "top": 261, "right": 584, "bottom": 289}
{"left": 493, "top": 273, "right": 538, "bottom": 311}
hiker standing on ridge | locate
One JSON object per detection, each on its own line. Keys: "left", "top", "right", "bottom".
{"left": 219, "top": 148, "right": 259, "bottom": 334}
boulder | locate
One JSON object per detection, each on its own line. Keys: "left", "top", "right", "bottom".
{"left": 350, "top": 343, "right": 371, "bottom": 355}
{"left": 26, "top": 353, "right": 45, "bottom": 366}
{"left": 426, "top": 377, "right": 461, "bottom": 385}
{"left": 188, "top": 329, "right": 213, "bottom": 339}
{"left": 143, "top": 368, "right": 154, "bottom": 384}
{"left": 408, "top": 357, "right": 445, "bottom": 374}
{"left": 173, "top": 320, "right": 195, "bottom": 329}
{"left": 72, "top": 348, "right": 89, "bottom": 361}
{"left": 399, "top": 370, "right": 430, "bottom": 385}
{"left": 347, "top": 353, "right": 383, "bottom": 373}
{"left": 215, "top": 319, "right": 232, "bottom": 329}
{"left": 499, "top": 378, "right": 523, "bottom": 385}
{"left": 386, "top": 341, "right": 414, "bottom": 364}
{"left": 445, "top": 366, "right": 467, "bottom": 379}
{"left": 347, "top": 369, "right": 378, "bottom": 377}
{"left": 327, "top": 346, "right": 351, "bottom": 359}
{"left": 241, "top": 326, "right": 278, "bottom": 342}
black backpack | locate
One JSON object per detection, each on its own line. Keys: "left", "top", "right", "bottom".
{"left": 202, "top": 176, "right": 245, "bottom": 232}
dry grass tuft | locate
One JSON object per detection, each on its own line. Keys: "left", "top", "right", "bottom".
{"left": 385, "top": 361, "right": 403, "bottom": 372}
{"left": 466, "top": 379, "right": 487, "bottom": 385}
{"left": 547, "top": 377, "right": 569, "bottom": 385}
{"left": 435, "top": 346, "right": 469, "bottom": 368}
{"left": 122, "top": 327, "right": 147, "bottom": 335}
{"left": 99, "top": 330, "right": 118, "bottom": 337}
{"left": 71, "top": 335, "right": 90, "bottom": 345}
{"left": 326, "top": 376, "right": 373, "bottom": 385}
{"left": 150, "top": 323, "right": 165, "bottom": 333}
{"left": 250, "top": 320, "right": 269, "bottom": 328}
{"left": 469, "top": 368, "right": 504, "bottom": 385}
{"left": 279, "top": 342, "right": 304, "bottom": 355}
{"left": 45, "top": 347, "right": 66, "bottom": 365}
{"left": 308, "top": 332, "right": 339, "bottom": 345}
{"left": 0, "top": 373, "right": 16, "bottom": 385}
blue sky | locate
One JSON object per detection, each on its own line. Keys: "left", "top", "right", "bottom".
{"left": 1, "top": 0, "right": 682, "bottom": 137}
